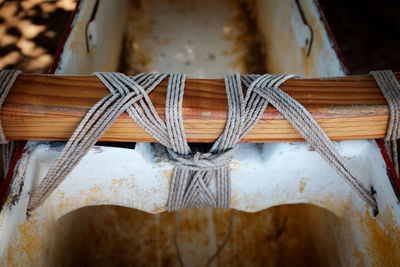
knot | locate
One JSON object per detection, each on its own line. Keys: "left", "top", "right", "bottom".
{"left": 168, "top": 148, "right": 236, "bottom": 171}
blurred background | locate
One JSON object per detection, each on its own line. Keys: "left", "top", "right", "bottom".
{"left": 0, "top": 0, "right": 399, "bottom": 74}
{"left": 0, "top": 0, "right": 75, "bottom": 72}
{"left": 319, "top": 0, "right": 400, "bottom": 74}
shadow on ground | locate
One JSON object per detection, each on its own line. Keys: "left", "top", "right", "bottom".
{"left": 0, "top": 0, "right": 75, "bottom": 73}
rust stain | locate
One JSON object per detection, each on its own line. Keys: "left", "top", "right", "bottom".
{"left": 120, "top": 0, "right": 266, "bottom": 75}
{"left": 54, "top": 193, "right": 71, "bottom": 211}
{"left": 67, "top": 14, "right": 85, "bottom": 54}
{"left": 231, "top": 161, "right": 239, "bottom": 168}
{"left": 358, "top": 205, "right": 400, "bottom": 266}
{"left": 0, "top": 195, "right": 12, "bottom": 223}
{"left": 299, "top": 178, "right": 308, "bottom": 193}
{"left": 68, "top": 40, "right": 77, "bottom": 50}
{"left": 162, "top": 170, "right": 173, "bottom": 182}
{"left": 6, "top": 215, "right": 45, "bottom": 266}
{"left": 111, "top": 178, "right": 125, "bottom": 192}
{"left": 50, "top": 183, "right": 107, "bottom": 213}
{"left": 119, "top": 0, "right": 155, "bottom": 75}
{"left": 351, "top": 247, "right": 367, "bottom": 267}
{"left": 151, "top": 206, "right": 166, "bottom": 213}
{"left": 154, "top": 151, "right": 168, "bottom": 164}
{"left": 226, "top": 0, "right": 266, "bottom": 74}
{"left": 157, "top": 37, "right": 171, "bottom": 46}
{"left": 110, "top": 177, "right": 135, "bottom": 193}
{"left": 231, "top": 190, "right": 239, "bottom": 206}
{"left": 315, "top": 192, "right": 349, "bottom": 216}
{"left": 2, "top": 204, "right": 353, "bottom": 266}
{"left": 89, "top": 184, "right": 101, "bottom": 193}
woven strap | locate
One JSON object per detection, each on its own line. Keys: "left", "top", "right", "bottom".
{"left": 371, "top": 70, "right": 400, "bottom": 177}
{"left": 27, "top": 73, "right": 169, "bottom": 212}
{"left": 244, "top": 74, "right": 377, "bottom": 211}
{"left": 27, "top": 72, "right": 378, "bottom": 213}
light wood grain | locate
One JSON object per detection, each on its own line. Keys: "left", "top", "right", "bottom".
{"left": 1, "top": 73, "right": 397, "bottom": 142}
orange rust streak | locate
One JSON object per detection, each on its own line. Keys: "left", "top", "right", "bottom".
{"left": 358, "top": 206, "right": 400, "bottom": 266}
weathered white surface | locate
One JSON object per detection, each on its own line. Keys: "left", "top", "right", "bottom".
{"left": 1, "top": 140, "right": 400, "bottom": 265}
{"left": 55, "top": 0, "right": 130, "bottom": 74}
{"left": 290, "top": 1, "right": 313, "bottom": 55}
{"left": 256, "top": 0, "right": 347, "bottom": 77}
{"left": 0, "top": 139, "right": 393, "bottom": 218}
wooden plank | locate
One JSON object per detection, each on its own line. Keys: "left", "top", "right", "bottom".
{"left": 1, "top": 73, "right": 396, "bottom": 142}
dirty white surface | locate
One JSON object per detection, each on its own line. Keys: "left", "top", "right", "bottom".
{"left": 1, "top": 139, "right": 400, "bottom": 266}
{"left": 2, "top": 140, "right": 392, "bottom": 218}
{"left": 256, "top": 0, "right": 347, "bottom": 76}
{"left": 122, "top": 0, "right": 265, "bottom": 77}
{"left": 55, "top": 0, "right": 130, "bottom": 74}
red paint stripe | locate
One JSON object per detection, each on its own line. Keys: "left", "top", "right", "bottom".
{"left": 375, "top": 139, "right": 400, "bottom": 198}
{"left": 48, "top": 0, "right": 82, "bottom": 74}
{"left": 313, "top": 0, "right": 350, "bottom": 75}
{"left": 0, "top": 141, "right": 27, "bottom": 210}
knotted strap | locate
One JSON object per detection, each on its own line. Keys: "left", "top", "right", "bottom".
{"left": 27, "top": 72, "right": 378, "bottom": 213}
{"left": 167, "top": 73, "right": 292, "bottom": 210}
{"left": 371, "top": 70, "right": 400, "bottom": 177}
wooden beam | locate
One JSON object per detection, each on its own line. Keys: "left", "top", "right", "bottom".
{"left": 1, "top": 73, "right": 396, "bottom": 142}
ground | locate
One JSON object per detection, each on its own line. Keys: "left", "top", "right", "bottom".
{"left": 0, "top": 0, "right": 75, "bottom": 73}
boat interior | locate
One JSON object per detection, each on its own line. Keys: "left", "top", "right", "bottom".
{"left": 2, "top": 0, "right": 399, "bottom": 266}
